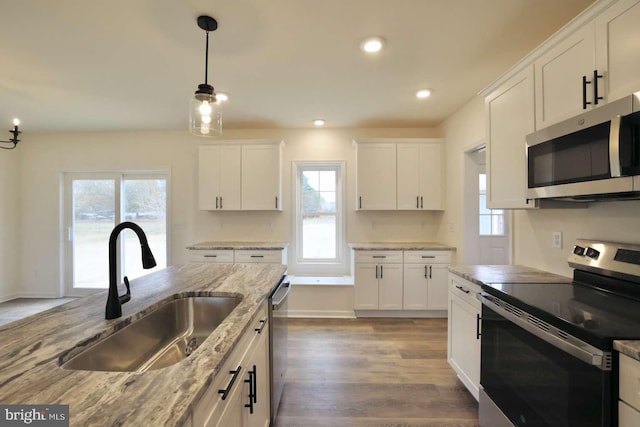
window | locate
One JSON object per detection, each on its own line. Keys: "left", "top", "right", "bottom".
{"left": 63, "top": 172, "right": 168, "bottom": 295}
{"left": 292, "top": 162, "right": 346, "bottom": 274}
{"left": 479, "top": 173, "right": 505, "bottom": 236}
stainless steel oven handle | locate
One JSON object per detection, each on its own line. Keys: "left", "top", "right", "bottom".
{"left": 271, "top": 281, "right": 291, "bottom": 307}
{"left": 609, "top": 114, "right": 622, "bottom": 177}
{"left": 481, "top": 294, "right": 611, "bottom": 371}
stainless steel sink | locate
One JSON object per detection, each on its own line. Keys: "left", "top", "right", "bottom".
{"left": 60, "top": 296, "right": 242, "bottom": 372}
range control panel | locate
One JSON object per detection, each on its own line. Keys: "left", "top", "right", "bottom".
{"left": 569, "top": 239, "right": 640, "bottom": 281}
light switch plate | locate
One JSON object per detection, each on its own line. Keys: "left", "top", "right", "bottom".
{"left": 552, "top": 231, "right": 563, "bottom": 249}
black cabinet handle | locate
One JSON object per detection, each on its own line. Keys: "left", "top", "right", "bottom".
{"left": 375, "top": 265, "right": 379, "bottom": 279}
{"left": 420, "top": 196, "right": 423, "bottom": 209}
{"left": 476, "top": 313, "right": 482, "bottom": 340}
{"left": 372, "top": 255, "right": 386, "bottom": 259}
{"left": 421, "top": 255, "right": 435, "bottom": 259}
{"left": 582, "top": 75, "right": 592, "bottom": 109}
{"left": 424, "top": 265, "right": 428, "bottom": 279}
{"left": 215, "top": 196, "right": 219, "bottom": 209}
{"left": 429, "top": 265, "right": 432, "bottom": 279}
{"left": 380, "top": 265, "right": 384, "bottom": 279}
{"left": 203, "top": 255, "right": 217, "bottom": 258}
{"left": 255, "top": 319, "right": 267, "bottom": 334}
{"left": 244, "top": 365, "right": 256, "bottom": 414}
{"left": 275, "top": 196, "right": 278, "bottom": 209}
{"left": 218, "top": 366, "right": 242, "bottom": 400}
{"left": 359, "top": 196, "right": 362, "bottom": 209}
{"left": 250, "top": 255, "right": 264, "bottom": 258}
{"left": 416, "top": 196, "right": 419, "bottom": 209}
{"left": 593, "top": 69, "right": 604, "bottom": 105}
{"left": 220, "top": 196, "right": 223, "bottom": 209}
{"left": 455, "top": 285, "right": 470, "bottom": 294}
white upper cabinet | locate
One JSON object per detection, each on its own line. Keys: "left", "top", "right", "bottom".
{"left": 356, "top": 140, "right": 444, "bottom": 211}
{"left": 534, "top": 24, "right": 597, "bottom": 129}
{"left": 397, "top": 143, "right": 443, "bottom": 210}
{"left": 485, "top": 66, "right": 537, "bottom": 209}
{"left": 356, "top": 143, "right": 397, "bottom": 210}
{"left": 241, "top": 144, "right": 282, "bottom": 211}
{"left": 198, "top": 145, "right": 241, "bottom": 211}
{"left": 595, "top": 0, "right": 640, "bottom": 102}
{"left": 198, "top": 141, "right": 282, "bottom": 211}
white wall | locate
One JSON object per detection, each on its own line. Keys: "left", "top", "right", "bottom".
{"left": 0, "top": 149, "right": 20, "bottom": 301}
{"left": 17, "top": 127, "right": 442, "bottom": 296}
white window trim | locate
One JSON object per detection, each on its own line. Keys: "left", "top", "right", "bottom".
{"left": 290, "top": 161, "right": 348, "bottom": 275}
{"left": 60, "top": 170, "right": 171, "bottom": 297}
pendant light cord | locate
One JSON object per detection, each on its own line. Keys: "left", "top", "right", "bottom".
{"left": 204, "top": 30, "right": 209, "bottom": 86}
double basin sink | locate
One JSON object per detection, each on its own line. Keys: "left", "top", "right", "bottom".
{"left": 60, "top": 295, "right": 241, "bottom": 372}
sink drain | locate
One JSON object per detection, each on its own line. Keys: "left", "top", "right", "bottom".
{"left": 185, "top": 337, "right": 198, "bottom": 356}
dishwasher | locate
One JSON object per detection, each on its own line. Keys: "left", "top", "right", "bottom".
{"left": 269, "top": 276, "right": 291, "bottom": 425}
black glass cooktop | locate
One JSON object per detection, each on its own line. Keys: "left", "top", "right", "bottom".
{"left": 481, "top": 277, "right": 640, "bottom": 349}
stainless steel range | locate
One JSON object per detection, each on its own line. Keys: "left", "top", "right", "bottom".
{"left": 479, "top": 239, "right": 640, "bottom": 427}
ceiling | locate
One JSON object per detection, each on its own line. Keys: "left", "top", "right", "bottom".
{"left": 1, "top": 0, "right": 595, "bottom": 133}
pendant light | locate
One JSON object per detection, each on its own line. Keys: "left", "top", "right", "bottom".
{"left": 0, "top": 119, "right": 22, "bottom": 150}
{"left": 190, "top": 15, "right": 221, "bottom": 136}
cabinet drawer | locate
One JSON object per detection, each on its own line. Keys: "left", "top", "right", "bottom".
{"left": 449, "top": 274, "right": 482, "bottom": 310}
{"left": 234, "top": 250, "right": 282, "bottom": 264}
{"left": 190, "top": 250, "right": 234, "bottom": 263}
{"left": 403, "top": 250, "right": 451, "bottom": 264}
{"left": 620, "top": 401, "right": 640, "bottom": 427}
{"left": 354, "top": 250, "right": 403, "bottom": 263}
{"left": 620, "top": 353, "right": 640, "bottom": 410}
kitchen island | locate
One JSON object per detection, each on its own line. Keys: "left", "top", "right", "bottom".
{"left": 0, "top": 263, "right": 286, "bottom": 426}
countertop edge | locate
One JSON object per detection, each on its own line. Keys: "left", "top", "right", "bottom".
{"left": 614, "top": 340, "right": 640, "bottom": 361}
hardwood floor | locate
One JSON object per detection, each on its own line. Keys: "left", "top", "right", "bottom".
{"left": 275, "top": 318, "right": 479, "bottom": 427}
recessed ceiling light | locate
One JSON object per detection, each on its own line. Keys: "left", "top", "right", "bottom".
{"left": 416, "top": 89, "right": 432, "bottom": 99}
{"left": 360, "top": 37, "right": 384, "bottom": 53}
{"left": 216, "top": 92, "right": 229, "bottom": 103}
{"left": 313, "top": 119, "right": 326, "bottom": 127}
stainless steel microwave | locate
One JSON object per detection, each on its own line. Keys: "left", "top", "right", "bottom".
{"left": 526, "top": 93, "right": 640, "bottom": 201}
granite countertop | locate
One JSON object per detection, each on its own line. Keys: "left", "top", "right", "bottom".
{"left": 187, "top": 241, "right": 289, "bottom": 250}
{"left": 448, "top": 264, "right": 571, "bottom": 286}
{"left": 0, "top": 263, "right": 286, "bottom": 426}
{"left": 615, "top": 341, "right": 640, "bottom": 361}
{"left": 348, "top": 242, "right": 455, "bottom": 251}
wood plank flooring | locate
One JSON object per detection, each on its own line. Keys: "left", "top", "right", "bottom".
{"left": 274, "top": 318, "right": 479, "bottom": 427}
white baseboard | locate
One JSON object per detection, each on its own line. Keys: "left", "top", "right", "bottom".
{"left": 287, "top": 309, "right": 356, "bottom": 319}
{"left": 355, "top": 309, "right": 448, "bottom": 318}
{"left": 0, "top": 293, "right": 19, "bottom": 304}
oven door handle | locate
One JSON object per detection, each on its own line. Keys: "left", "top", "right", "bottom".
{"left": 609, "top": 114, "right": 622, "bottom": 177}
{"left": 481, "top": 294, "right": 611, "bottom": 371}
{"left": 271, "top": 281, "right": 291, "bottom": 307}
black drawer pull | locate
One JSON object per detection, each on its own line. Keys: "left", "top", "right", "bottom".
{"left": 455, "top": 285, "right": 470, "bottom": 294}
{"left": 204, "top": 255, "right": 218, "bottom": 258}
{"left": 250, "top": 255, "right": 264, "bottom": 258}
{"left": 476, "top": 313, "right": 482, "bottom": 340}
{"left": 372, "top": 255, "right": 386, "bottom": 259}
{"left": 218, "top": 366, "right": 242, "bottom": 400}
{"left": 255, "top": 319, "right": 267, "bottom": 334}
{"left": 421, "top": 255, "right": 435, "bottom": 259}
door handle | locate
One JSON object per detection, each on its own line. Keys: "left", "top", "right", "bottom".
{"left": 216, "top": 196, "right": 219, "bottom": 209}
{"left": 420, "top": 196, "right": 423, "bottom": 209}
{"left": 424, "top": 265, "right": 427, "bottom": 279}
{"left": 255, "top": 319, "right": 267, "bottom": 334}
{"left": 375, "top": 265, "right": 379, "bottom": 279}
{"left": 476, "top": 313, "right": 482, "bottom": 340}
{"left": 429, "top": 265, "right": 432, "bottom": 279}
{"left": 380, "top": 265, "right": 383, "bottom": 279}
{"left": 582, "top": 75, "right": 592, "bottom": 109}
{"left": 220, "top": 196, "right": 223, "bottom": 209}
{"left": 417, "top": 196, "right": 419, "bottom": 209}
{"left": 218, "top": 366, "right": 242, "bottom": 400}
{"left": 359, "top": 196, "right": 362, "bottom": 209}
{"left": 593, "top": 70, "right": 604, "bottom": 105}
{"left": 275, "top": 196, "right": 278, "bottom": 209}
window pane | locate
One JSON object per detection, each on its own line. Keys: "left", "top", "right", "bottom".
{"left": 72, "top": 180, "right": 115, "bottom": 289}
{"left": 303, "top": 171, "right": 319, "bottom": 190}
{"left": 319, "top": 191, "right": 336, "bottom": 213}
{"left": 479, "top": 194, "right": 491, "bottom": 214}
{"left": 319, "top": 171, "right": 336, "bottom": 191}
{"left": 492, "top": 214, "right": 505, "bottom": 236}
{"left": 303, "top": 177, "right": 322, "bottom": 213}
{"left": 479, "top": 215, "right": 491, "bottom": 236}
{"left": 123, "top": 179, "right": 166, "bottom": 280}
{"left": 479, "top": 173, "right": 487, "bottom": 193}
{"left": 302, "top": 215, "right": 336, "bottom": 258}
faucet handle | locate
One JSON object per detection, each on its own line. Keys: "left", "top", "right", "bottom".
{"left": 119, "top": 276, "right": 131, "bottom": 305}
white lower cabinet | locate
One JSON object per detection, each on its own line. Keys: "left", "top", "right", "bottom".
{"left": 619, "top": 353, "right": 640, "bottom": 426}
{"left": 353, "top": 249, "right": 451, "bottom": 312}
{"left": 447, "top": 273, "right": 481, "bottom": 401}
{"left": 192, "top": 303, "right": 270, "bottom": 427}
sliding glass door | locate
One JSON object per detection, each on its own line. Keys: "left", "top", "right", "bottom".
{"left": 63, "top": 172, "right": 168, "bottom": 296}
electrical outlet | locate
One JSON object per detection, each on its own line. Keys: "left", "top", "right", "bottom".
{"left": 552, "top": 231, "right": 563, "bottom": 249}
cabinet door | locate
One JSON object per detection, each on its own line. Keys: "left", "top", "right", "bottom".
{"left": 204, "top": 368, "right": 244, "bottom": 427}
{"left": 403, "top": 264, "right": 428, "bottom": 309}
{"left": 418, "top": 144, "right": 443, "bottom": 210}
{"left": 356, "top": 143, "right": 397, "bottom": 210}
{"left": 595, "top": 0, "right": 640, "bottom": 102}
{"left": 244, "top": 326, "right": 270, "bottom": 427}
{"left": 354, "top": 263, "right": 379, "bottom": 309}
{"left": 378, "top": 263, "right": 403, "bottom": 310}
{"left": 426, "top": 264, "right": 448, "bottom": 310}
{"left": 485, "top": 65, "right": 537, "bottom": 209}
{"left": 447, "top": 293, "right": 480, "bottom": 401}
{"left": 396, "top": 144, "right": 421, "bottom": 210}
{"left": 242, "top": 144, "right": 282, "bottom": 210}
{"left": 534, "top": 24, "right": 596, "bottom": 129}
{"left": 619, "top": 401, "right": 640, "bottom": 427}
{"left": 199, "top": 146, "right": 221, "bottom": 210}
{"left": 218, "top": 146, "right": 242, "bottom": 210}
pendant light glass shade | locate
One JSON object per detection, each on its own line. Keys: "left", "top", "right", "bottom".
{"left": 190, "top": 84, "right": 221, "bottom": 136}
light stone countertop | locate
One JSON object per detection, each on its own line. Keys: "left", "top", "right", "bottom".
{"left": 187, "top": 241, "right": 289, "bottom": 250}
{"left": 614, "top": 340, "right": 640, "bottom": 361}
{"left": 448, "top": 264, "right": 571, "bottom": 286}
{"left": 0, "top": 263, "right": 287, "bottom": 426}
{"left": 348, "top": 242, "right": 455, "bottom": 251}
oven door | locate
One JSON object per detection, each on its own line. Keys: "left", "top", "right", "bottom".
{"left": 480, "top": 302, "right": 612, "bottom": 427}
